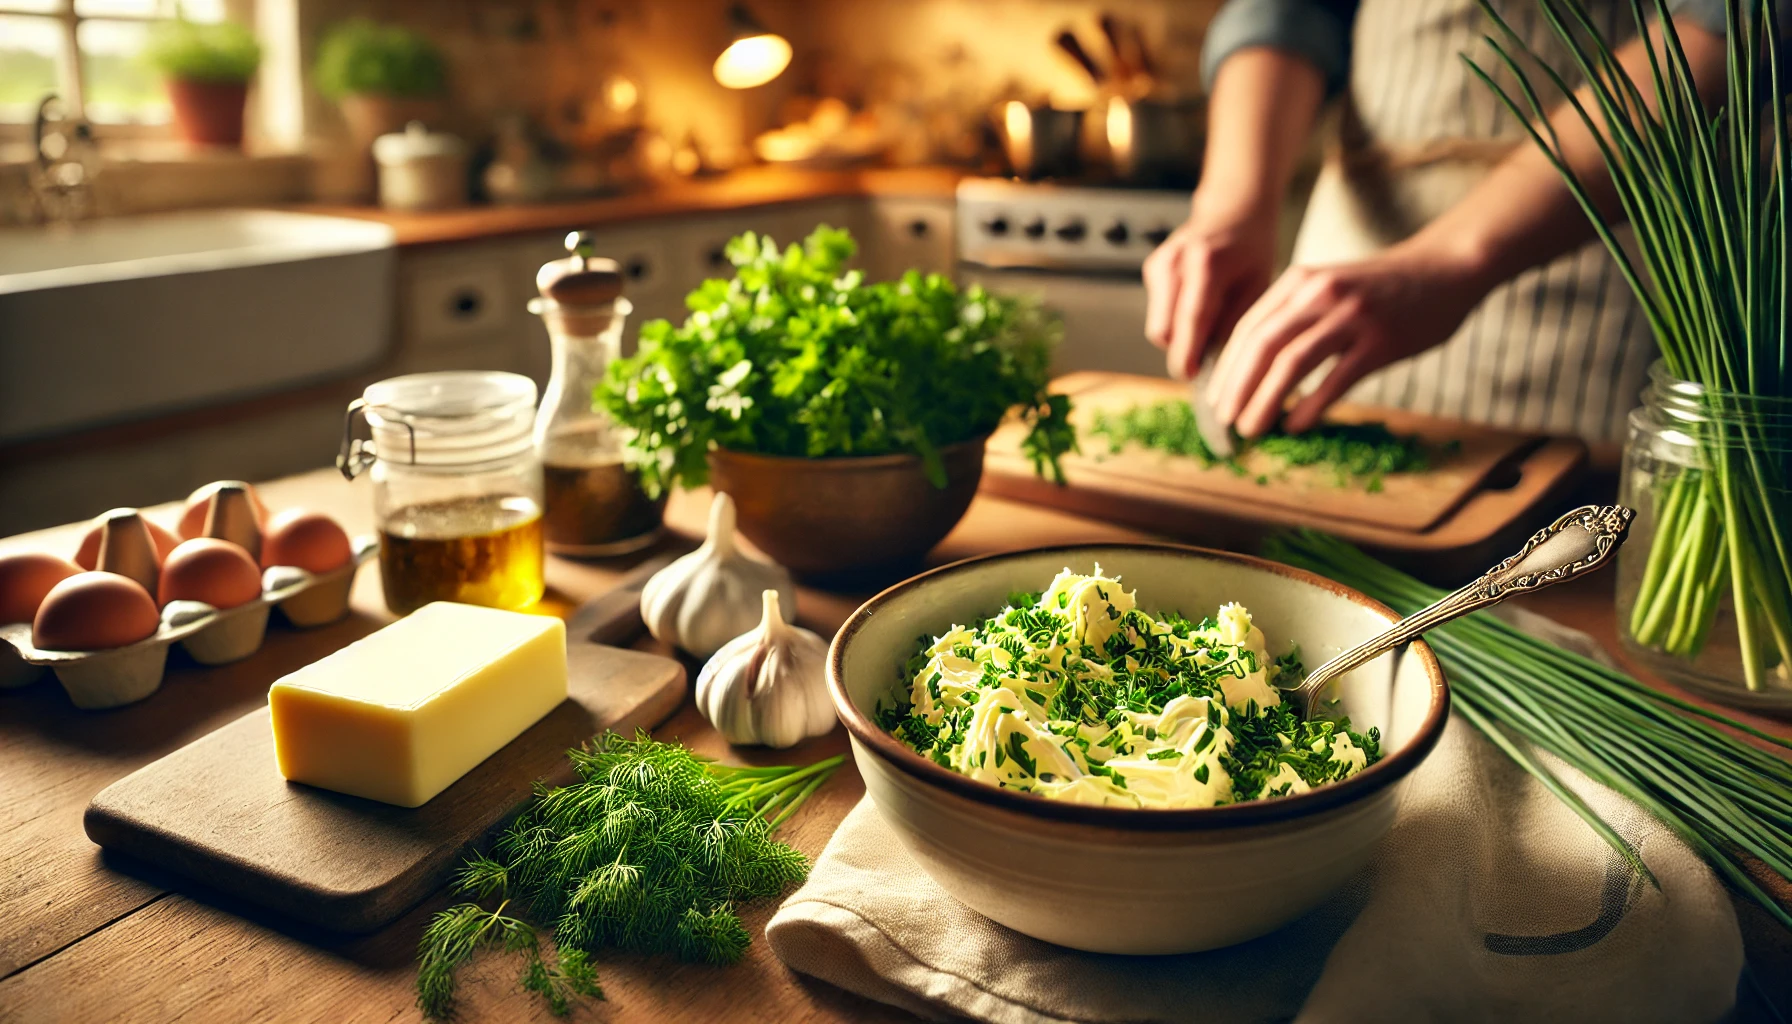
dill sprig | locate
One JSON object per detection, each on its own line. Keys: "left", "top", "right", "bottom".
{"left": 1088, "top": 400, "right": 1440, "bottom": 491}
{"left": 415, "top": 732, "right": 843, "bottom": 1019}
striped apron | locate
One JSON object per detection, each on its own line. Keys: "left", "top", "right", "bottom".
{"left": 1290, "top": 0, "right": 1658, "bottom": 445}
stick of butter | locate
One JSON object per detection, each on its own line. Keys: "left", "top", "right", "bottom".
{"left": 269, "top": 601, "right": 567, "bottom": 808}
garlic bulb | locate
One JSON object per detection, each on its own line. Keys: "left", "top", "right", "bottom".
{"left": 642, "top": 491, "right": 795, "bottom": 658}
{"left": 697, "top": 589, "right": 835, "bottom": 748}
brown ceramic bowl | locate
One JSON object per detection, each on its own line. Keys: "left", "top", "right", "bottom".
{"left": 705, "top": 437, "right": 986, "bottom": 577}
{"left": 828, "top": 543, "right": 1451, "bottom": 954}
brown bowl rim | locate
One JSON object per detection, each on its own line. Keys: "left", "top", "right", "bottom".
{"left": 826, "top": 542, "right": 1451, "bottom": 832}
{"left": 706, "top": 434, "right": 990, "bottom": 471}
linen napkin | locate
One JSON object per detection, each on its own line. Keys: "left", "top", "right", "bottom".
{"left": 766, "top": 610, "right": 1745, "bottom": 1023}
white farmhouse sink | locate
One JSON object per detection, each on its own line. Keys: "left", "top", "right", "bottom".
{"left": 0, "top": 209, "right": 396, "bottom": 442}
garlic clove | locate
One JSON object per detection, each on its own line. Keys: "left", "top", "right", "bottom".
{"left": 695, "top": 587, "right": 834, "bottom": 748}
{"left": 640, "top": 491, "right": 795, "bottom": 658}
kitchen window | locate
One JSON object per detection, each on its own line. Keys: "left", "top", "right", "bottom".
{"left": 0, "top": 0, "right": 228, "bottom": 132}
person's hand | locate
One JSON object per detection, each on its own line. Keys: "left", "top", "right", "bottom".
{"left": 1205, "top": 240, "right": 1492, "bottom": 437}
{"left": 1143, "top": 202, "right": 1280, "bottom": 380}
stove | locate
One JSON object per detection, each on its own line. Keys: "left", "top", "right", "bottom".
{"left": 955, "top": 178, "right": 1190, "bottom": 273}
{"left": 955, "top": 178, "right": 1191, "bottom": 377}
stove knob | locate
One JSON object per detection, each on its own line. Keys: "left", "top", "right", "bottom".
{"left": 982, "top": 216, "right": 1010, "bottom": 237}
{"left": 1055, "top": 219, "right": 1087, "bottom": 242}
{"left": 1023, "top": 217, "right": 1047, "bottom": 240}
{"left": 1143, "top": 226, "right": 1173, "bottom": 247}
{"left": 1103, "top": 221, "right": 1130, "bottom": 246}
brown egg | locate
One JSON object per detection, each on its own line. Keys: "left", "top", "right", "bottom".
{"left": 262, "top": 509, "right": 353, "bottom": 574}
{"left": 0, "top": 552, "right": 82, "bottom": 625}
{"left": 177, "top": 481, "right": 270, "bottom": 540}
{"left": 73, "top": 516, "right": 179, "bottom": 570}
{"left": 33, "top": 572, "right": 160, "bottom": 651}
{"left": 159, "top": 538, "right": 263, "bottom": 610}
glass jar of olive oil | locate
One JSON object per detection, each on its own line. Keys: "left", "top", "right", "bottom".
{"left": 338, "top": 371, "right": 545, "bottom": 615}
{"left": 529, "top": 231, "right": 665, "bottom": 557}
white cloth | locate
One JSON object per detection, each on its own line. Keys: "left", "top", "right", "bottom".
{"left": 767, "top": 610, "right": 1744, "bottom": 1023}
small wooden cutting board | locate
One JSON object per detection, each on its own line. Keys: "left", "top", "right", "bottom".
{"left": 83, "top": 642, "right": 686, "bottom": 934}
{"left": 988, "top": 372, "right": 1546, "bottom": 533}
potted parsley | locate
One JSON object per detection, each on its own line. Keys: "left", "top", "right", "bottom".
{"left": 598, "top": 226, "right": 1074, "bottom": 576}
{"left": 145, "top": 18, "right": 261, "bottom": 148}
{"left": 313, "top": 18, "right": 446, "bottom": 150}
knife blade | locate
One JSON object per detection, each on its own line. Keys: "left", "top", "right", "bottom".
{"left": 1190, "top": 360, "right": 1235, "bottom": 459}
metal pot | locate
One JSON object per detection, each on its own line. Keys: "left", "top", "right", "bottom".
{"left": 997, "top": 102, "right": 1084, "bottom": 180}
{"left": 1105, "top": 96, "right": 1202, "bottom": 187}
{"left": 706, "top": 438, "right": 987, "bottom": 578}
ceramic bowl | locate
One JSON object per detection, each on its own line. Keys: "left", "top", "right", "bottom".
{"left": 706, "top": 437, "right": 985, "bottom": 579}
{"left": 828, "top": 543, "right": 1449, "bottom": 955}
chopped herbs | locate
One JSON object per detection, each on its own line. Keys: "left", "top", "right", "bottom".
{"left": 1088, "top": 399, "right": 1443, "bottom": 489}
{"left": 875, "top": 568, "right": 1380, "bottom": 809}
{"left": 415, "top": 733, "right": 841, "bottom": 1019}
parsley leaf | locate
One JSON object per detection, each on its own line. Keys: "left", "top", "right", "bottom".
{"left": 598, "top": 226, "right": 1076, "bottom": 497}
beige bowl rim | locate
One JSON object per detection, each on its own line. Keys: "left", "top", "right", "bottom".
{"left": 827, "top": 542, "right": 1451, "bottom": 832}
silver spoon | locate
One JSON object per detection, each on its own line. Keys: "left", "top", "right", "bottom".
{"left": 1283, "top": 504, "right": 1635, "bottom": 719}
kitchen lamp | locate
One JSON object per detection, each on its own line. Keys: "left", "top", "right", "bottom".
{"left": 713, "top": 4, "right": 791, "bottom": 89}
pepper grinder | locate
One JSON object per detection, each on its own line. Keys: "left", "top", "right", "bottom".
{"left": 530, "top": 231, "right": 665, "bottom": 557}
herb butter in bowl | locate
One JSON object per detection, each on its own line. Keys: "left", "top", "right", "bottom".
{"left": 828, "top": 544, "right": 1448, "bottom": 955}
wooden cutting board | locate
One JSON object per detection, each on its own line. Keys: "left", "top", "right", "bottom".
{"left": 997, "top": 372, "right": 1539, "bottom": 532}
{"left": 983, "top": 372, "right": 1588, "bottom": 580}
{"left": 83, "top": 641, "right": 686, "bottom": 934}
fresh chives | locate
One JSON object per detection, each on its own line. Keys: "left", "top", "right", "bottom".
{"left": 1267, "top": 530, "right": 1792, "bottom": 929}
{"left": 1464, "top": 0, "right": 1791, "bottom": 690}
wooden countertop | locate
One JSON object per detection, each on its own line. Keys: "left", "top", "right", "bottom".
{"left": 0, "top": 470, "right": 1787, "bottom": 1022}
{"left": 297, "top": 165, "right": 966, "bottom": 248}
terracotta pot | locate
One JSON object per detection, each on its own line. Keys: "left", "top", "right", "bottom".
{"left": 167, "top": 79, "right": 248, "bottom": 147}
{"left": 705, "top": 437, "right": 987, "bottom": 578}
{"left": 338, "top": 94, "right": 444, "bottom": 151}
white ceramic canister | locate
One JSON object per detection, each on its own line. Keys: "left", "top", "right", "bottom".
{"left": 371, "top": 121, "right": 468, "bottom": 211}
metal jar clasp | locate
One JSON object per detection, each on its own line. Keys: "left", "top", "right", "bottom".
{"left": 337, "top": 398, "right": 415, "bottom": 480}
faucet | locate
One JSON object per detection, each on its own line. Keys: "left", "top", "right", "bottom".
{"left": 30, "top": 94, "right": 99, "bottom": 224}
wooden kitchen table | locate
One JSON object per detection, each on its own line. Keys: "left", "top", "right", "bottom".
{"left": 1, "top": 470, "right": 1787, "bottom": 1023}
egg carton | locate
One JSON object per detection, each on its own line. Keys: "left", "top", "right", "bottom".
{"left": 0, "top": 536, "right": 378, "bottom": 710}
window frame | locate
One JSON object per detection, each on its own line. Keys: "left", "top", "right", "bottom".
{"left": 0, "top": 0, "right": 240, "bottom": 141}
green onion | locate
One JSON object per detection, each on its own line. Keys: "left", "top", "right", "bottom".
{"left": 1464, "top": 0, "right": 1791, "bottom": 690}
{"left": 1266, "top": 530, "right": 1792, "bottom": 929}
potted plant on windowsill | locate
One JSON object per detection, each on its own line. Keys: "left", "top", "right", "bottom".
{"left": 314, "top": 19, "right": 447, "bottom": 150}
{"left": 145, "top": 18, "right": 261, "bottom": 148}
